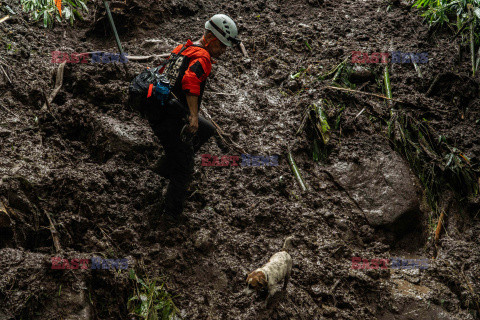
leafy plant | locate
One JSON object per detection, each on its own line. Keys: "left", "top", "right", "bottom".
{"left": 388, "top": 111, "right": 479, "bottom": 212}
{"left": 128, "top": 269, "right": 179, "bottom": 320}
{"left": 21, "top": 0, "right": 88, "bottom": 28}
{"left": 413, "top": 0, "right": 480, "bottom": 42}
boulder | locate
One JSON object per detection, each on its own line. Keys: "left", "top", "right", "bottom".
{"left": 329, "top": 147, "right": 421, "bottom": 226}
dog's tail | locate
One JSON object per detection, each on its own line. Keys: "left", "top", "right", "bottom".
{"left": 281, "top": 236, "right": 294, "bottom": 252}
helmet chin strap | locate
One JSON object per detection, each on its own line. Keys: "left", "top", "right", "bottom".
{"left": 202, "top": 35, "right": 217, "bottom": 49}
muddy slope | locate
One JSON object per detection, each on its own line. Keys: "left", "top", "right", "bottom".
{"left": 0, "top": 0, "right": 479, "bottom": 319}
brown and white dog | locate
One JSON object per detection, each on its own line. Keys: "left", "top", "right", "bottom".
{"left": 245, "top": 236, "right": 294, "bottom": 303}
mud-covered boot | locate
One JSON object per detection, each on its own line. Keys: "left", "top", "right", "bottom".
{"left": 151, "top": 156, "right": 171, "bottom": 180}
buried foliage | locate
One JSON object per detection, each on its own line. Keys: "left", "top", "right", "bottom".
{"left": 388, "top": 111, "right": 479, "bottom": 212}
{"left": 297, "top": 100, "right": 332, "bottom": 162}
{"left": 128, "top": 269, "right": 179, "bottom": 320}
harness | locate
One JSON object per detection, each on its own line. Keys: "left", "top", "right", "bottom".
{"left": 160, "top": 43, "right": 210, "bottom": 110}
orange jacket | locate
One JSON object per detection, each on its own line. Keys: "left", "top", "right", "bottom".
{"left": 170, "top": 39, "right": 212, "bottom": 97}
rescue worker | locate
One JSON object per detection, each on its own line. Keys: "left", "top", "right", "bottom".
{"left": 147, "top": 14, "right": 240, "bottom": 223}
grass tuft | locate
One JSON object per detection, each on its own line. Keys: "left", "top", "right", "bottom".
{"left": 128, "top": 269, "right": 179, "bottom": 320}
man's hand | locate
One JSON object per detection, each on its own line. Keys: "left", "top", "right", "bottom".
{"left": 188, "top": 114, "right": 199, "bottom": 133}
{"left": 186, "top": 94, "right": 199, "bottom": 134}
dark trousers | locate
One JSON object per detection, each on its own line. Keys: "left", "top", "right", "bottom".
{"left": 147, "top": 98, "right": 215, "bottom": 216}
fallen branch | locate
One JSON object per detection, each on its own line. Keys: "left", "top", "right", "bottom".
{"left": 354, "top": 108, "right": 366, "bottom": 119}
{"left": 0, "top": 63, "right": 12, "bottom": 84}
{"left": 45, "top": 211, "right": 62, "bottom": 253}
{"left": 201, "top": 108, "right": 247, "bottom": 154}
{"left": 0, "top": 15, "right": 10, "bottom": 24}
{"left": 0, "top": 200, "right": 12, "bottom": 228}
{"left": 127, "top": 54, "right": 170, "bottom": 61}
{"left": 426, "top": 73, "right": 440, "bottom": 97}
{"left": 434, "top": 211, "right": 445, "bottom": 243}
{"left": 324, "top": 86, "right": 404, "bottom": 103}
{"left": 287, "top": 151, "right": 308, "bottom": 192}
{"left": 204, "top": 91, "right": 237, "bottom": 96}
{"left": 42, "top": 62, "right": 66, "bottom": 111}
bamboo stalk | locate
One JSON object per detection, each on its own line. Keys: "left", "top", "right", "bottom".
{"left": 434, "top": 211, "right": 445, "bottom": 243}
{"left": 384, "top": 65, "right": 392, "bottom": 99}
{"left": 384, "top": 65, "right": 393, "bottom": 109}
{"left": 468, "top": 6, "right": 475, "bottom": 76}
{"left": 451, "top": 16, "right": 474, "bottom": 40}
{"left": 324, "top": 86, "right": 404, "bottom": 103}
{"left": 331, "top": 62, "right": 345, "bottom": 84}
{"left": 410, "top": 53, "right": 423, "bottom": 78}
{"left": 476, "top": 46, "right": 480, "bottom": 74}
{"left": 320, "top": 56, "right": 348, "bottom": 80}
{"left": 287, "top": 152, "right": 307, "bottom": 192}
{"left": 103, "top": 0, "right": 124, "bottom": 56}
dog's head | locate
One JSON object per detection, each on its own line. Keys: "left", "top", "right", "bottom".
{"left": 245, "top": 270, "right": 267, "bottom": 293}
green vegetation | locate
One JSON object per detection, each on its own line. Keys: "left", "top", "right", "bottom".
{"left": 413, "top": 0, "right": 480, "bottom": 74}
{"left": 128, "top": 269, "right": 179, "bottom": 320}
{"left": 20, "top": 0, "right": 88, "bottom": 28}
{"left": 297, "top": 101, "right": 332, "bottom": 162}
{"left": 388, "top": 111, "right": 479, "bottom": 212}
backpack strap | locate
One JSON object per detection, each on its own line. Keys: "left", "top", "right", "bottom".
{"left": 162, "top": 44, "right": 190, "bottom": 75}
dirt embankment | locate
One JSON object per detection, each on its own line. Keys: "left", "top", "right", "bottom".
{"left": 0, "top": 0, "right": 479, "bottom": 319}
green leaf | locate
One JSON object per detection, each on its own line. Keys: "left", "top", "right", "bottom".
{"left": 79, "top": 0, "right": 88, "bottom": 12}
{"left": 64, "top": 7, "right": 71, "bottom": 21}
{"left": 312, "top": 138, "right": 320, "bottom": 162}
{"left": 73, "top": 8, "right": 82, "bottom": 20}
{"left": 474, "top": 8, "right": 480, "bottom": 19}
{"left": 43, "top": 11, "right": 48, "bottom": 28}
{"left": 129, "top": 269, "right": 136, "bottom": 280}
{"left": 305, "top": 41, "right": 312, "bottom": 50}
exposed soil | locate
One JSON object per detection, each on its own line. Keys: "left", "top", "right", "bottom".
{"left": 0, "top": 0, "right": 479, "bottom": 319}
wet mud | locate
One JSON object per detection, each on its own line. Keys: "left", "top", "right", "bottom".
{"left": 0, "top": 0, "right": 479, "bottom": 319}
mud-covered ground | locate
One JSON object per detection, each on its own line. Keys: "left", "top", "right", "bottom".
{"left": 1, "top": 0, "right": 479, "bottom": 318}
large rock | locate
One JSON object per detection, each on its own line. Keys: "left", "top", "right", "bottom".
{"left": 329, "top": 147, "right": 421, "bottom": 226}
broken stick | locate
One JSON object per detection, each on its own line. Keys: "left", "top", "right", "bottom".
{"left": 0, "top": 15, "right": 10, "bottom": 24}
{"left": 45, "top": 211, "right": 62, "bottom": 253}
{"left": 434, "top": 211, "right": 445, "bottom": 243}
{"left": 201, "top": 108, "right": 247, "bottom": 154}
{"left": 127, "top": 54, "right": 170, "bottom": 61}
{"left": 239, "top": 42, "right": 248, "bottom": 58}
{"left": 324, "top": 86, "right": 404, "bottom": 103}
{"left": 42, "top": 62, "right": 66, "bottom": 111}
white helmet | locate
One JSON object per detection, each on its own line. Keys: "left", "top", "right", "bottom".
{"left": 205, "top": 14, "right": 239, "bottom": 47}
